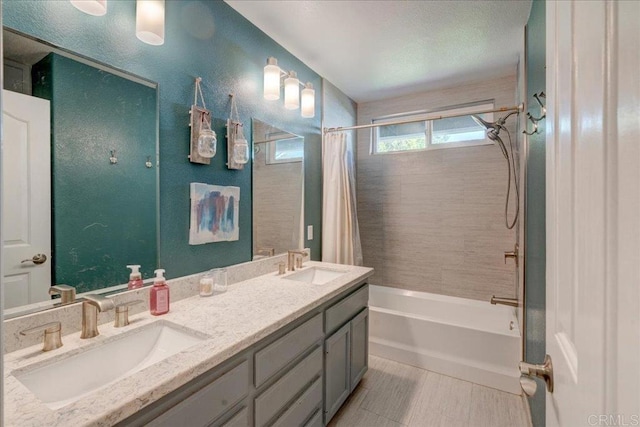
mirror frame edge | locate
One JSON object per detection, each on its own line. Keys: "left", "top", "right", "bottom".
{"left": 1, "top": 1, "right": 6, "bottom": 424}
{"left": 251, "top": 118, "right": 305, "bottom": 260}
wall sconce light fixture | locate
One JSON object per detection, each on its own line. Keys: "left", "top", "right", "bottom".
{"left": 263, "top": 57, "right": 281, "bottom": 101}
{"left": 301, "top": 83, "right": 315, "bottom": 118}
{"left": 263, "top": 57, "right": 315, "bottom": 118}
{"left": 136, "top": 0, "right": 165, "bottom": 46}
{"left": 70, "top": 0, "right": 107, "bottom": 16}
{"left": 227, "top": 94, "right": 250, "bottom": 170}
{"left": 70, "top": 0, "right": 164, "bottom": 46}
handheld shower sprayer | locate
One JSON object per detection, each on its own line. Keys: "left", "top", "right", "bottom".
{"left": 471, "top": 111, "right": 519, "bottom": 159}
{"left": 471, "top": 111, "right": 520, "bottom": 230}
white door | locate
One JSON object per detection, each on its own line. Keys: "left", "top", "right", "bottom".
{"left": 546, "top": 1, "right": 640, "bottom": 425}
{"left": 2, "top": 89, "right": 51, "bottom": 309}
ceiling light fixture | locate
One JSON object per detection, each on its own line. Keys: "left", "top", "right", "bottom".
{"left": 136, "top": 0, "right": 165, "bottom": 46}
{"left": 263, "top": 57, "right": 315, "bottom": 118}
{"left": 70, "top": 0, "right": 107, "bottom": 16}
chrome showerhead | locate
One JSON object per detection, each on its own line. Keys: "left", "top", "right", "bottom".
{"left": 471, "top": 115, "right": 501, "bottom": 133}
{"left": 472, "top": 114, "right": 509, "bottom": 159}
{"left": 472, "top": 110, "right": 518, "bottom": 136}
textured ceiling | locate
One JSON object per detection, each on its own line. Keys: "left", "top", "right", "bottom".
{"left": 225, "top": 0, "right": 532, "bottom": 103}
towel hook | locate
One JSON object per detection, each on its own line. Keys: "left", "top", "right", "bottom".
{"left": 523, "top": 92, "right": 546, "bottom": 135}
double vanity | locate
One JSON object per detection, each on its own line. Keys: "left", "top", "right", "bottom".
{"left": 4, "top": 261, "right": 373, "bottom": 426}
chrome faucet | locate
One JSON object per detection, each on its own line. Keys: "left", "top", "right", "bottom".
{"left": 256, "top": 247, "right": 275, "bottom": 257}
{"left": 20, "top": 321, "right": 63, "bottom": 352}
{"left": 114, "top": 300, "right": 144, "bottom": 328}
{"left": 81, "top": 294, "right": 115, "bottom": 339}
{"left": 287, "top": 250, "right": 309, "bottom": 271}
{"left": 49, "top": 284, "right": 76, "bottom": 305}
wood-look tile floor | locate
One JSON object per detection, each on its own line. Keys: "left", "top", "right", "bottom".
{"left": 328, "top": 356, "right": 531, "bottom": 427}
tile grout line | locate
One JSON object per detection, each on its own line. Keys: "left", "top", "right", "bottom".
{"left": 359, "top": 406, "right": 409, "bottom": 427}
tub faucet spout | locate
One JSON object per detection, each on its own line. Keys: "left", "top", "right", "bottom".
{"left": 490, "top": 296, "right": 519, "bottom": 307}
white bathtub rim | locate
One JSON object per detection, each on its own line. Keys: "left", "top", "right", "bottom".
{"left": 369, "top": 284, "right": 517, "bottom": 312}
{"left": 370, "top": 305, "right": 521, "bottom": 338}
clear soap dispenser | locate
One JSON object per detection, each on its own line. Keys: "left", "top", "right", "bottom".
{"left": 127, "top": 265, "right": 144, "bottom": 290}
{"left": 150, "top": 268, "right": 170, "bottom": 316}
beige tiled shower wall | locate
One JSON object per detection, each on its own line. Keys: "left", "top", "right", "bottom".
{"left": 356, "top": 74, "right": 519, "bottom": 301}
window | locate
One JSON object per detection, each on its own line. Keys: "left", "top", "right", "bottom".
{"left": 266, "top": 136, "right": 304, "bottom": 164}
{"left": 372, "top": 102, "right": 494, "bottom": 154}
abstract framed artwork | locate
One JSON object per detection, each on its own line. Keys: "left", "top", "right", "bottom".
{"left": 189, "top": 183, "right": 240, "bottom": 244}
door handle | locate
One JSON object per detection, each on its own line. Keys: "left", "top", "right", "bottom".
{"left": 21, "top": 254, "right": 48, "bottom": 265}
{"left": 519, "top": 354, "right": 554, "bottom": 396}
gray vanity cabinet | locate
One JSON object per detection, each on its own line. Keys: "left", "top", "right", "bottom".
{"left": 145, "top": 360, "right": 250, "bottom": 427}
{"left": 117, "top": 282, "right": 369, "bottom": 427}
{"left": 219, "top": 407, "right": 249, "bottom": 427}
{"left": 350, "top": 308, "right": 369, "bottom": 391}
{"left": 324, "top": 323, "right": 351, "bottom": 422}
{"left": 323, "top": 286, "right": 370, "bottom": 425}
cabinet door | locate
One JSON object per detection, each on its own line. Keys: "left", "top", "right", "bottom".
{"left": 350, "top": 308, "right": 369, "bottom": 391}
{"left": 324, "top": 323, "right": 351, "bottom": 424}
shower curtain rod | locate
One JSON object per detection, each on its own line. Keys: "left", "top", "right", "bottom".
{"left": 322, "top": 103, "right": 523, "bottom": 134}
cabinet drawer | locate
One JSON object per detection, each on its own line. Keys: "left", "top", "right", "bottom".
{"left": 255, "top": 313, "right": 323, "bottom": 387}
{"left": 254, "top": 346, "right": 323, "bottom": 427}
{"left": 325, "top": 285, "right": 368, "bottom": 334}
{"left": 149, "top": 360, "right": 249, "bottom": 427}
{"left": 304, "top": 410, "right": 323, "bottom": 427}
{"left": 271, "top": 377, "right": 322, "bottom": 427}
{"left": 218, "top": 407, "right": 248, "bottom": 427}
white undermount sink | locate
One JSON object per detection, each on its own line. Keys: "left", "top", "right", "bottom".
{"left": 283, "top": 267, "right": 347, "bottom": 285}
{"left": 13, "top": 321, "right": 207, "bottom": 410}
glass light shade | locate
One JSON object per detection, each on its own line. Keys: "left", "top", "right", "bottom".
{"left": 232, "top": 136, "right": 249, "bottom": 165}
{"left": 136, "top": 0, "right": 165, "bottom": 46}
{"left": 301, "top": 83, "right": 315, "bottom": 118}
{"left": 70, "top": 0, "right": 107, "bottom": 16}
{"left": 198, "top": 129, "right": 217, "bottom": 158}
{"left": 264, "top": 57, "right": 281, "bottom": 101}
{"left": 284, "top": 71, "right": 300, "bottom": 110}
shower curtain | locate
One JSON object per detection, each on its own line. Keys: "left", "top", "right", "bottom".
{"left": 322, "top": 131, "right": 363, "bottom": 266}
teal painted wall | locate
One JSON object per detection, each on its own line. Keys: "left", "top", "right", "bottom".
{"left": 525, "top": 0, "right": 546, "bottom": 425}
{"left": 32, "top": 53, "right": 158, "bottom": 293}
{"left": 4, "top": 0, "right": 323, "bottom": 280}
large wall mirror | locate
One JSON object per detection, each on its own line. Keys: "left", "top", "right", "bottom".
{"left": 2, "top": 28, "right": 159, "bottom": 318}
{"left": 252, "top": 119, "right": 304, "bottom": 259}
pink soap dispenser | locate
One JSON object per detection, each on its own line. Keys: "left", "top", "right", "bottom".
{"left": 150, "top": 268, "right": 170, "bottom": 316}
{"left": 127, "top": 265, "right": 144, "bottom": 290}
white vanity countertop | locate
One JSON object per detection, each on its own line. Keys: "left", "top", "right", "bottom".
{"left": 3, "top": 261, "right": 373, "bottom": 427}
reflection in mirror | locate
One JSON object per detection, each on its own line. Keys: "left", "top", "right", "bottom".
{"left": 2, "top": 28, "right": 159, "bottom": 318}
{"left": 252, "top": 119, "right": 304, "bottom": 259}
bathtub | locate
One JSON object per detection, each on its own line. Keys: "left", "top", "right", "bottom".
{"left": 368, "top": 285, "right": 522, "bottom": 394}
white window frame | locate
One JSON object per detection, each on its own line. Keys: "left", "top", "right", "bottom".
{"left": 265, "top": 136, "right": 304, "bottom": 165}
{"left": 371, "top": 102, "right": 495, "bottom": 155}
